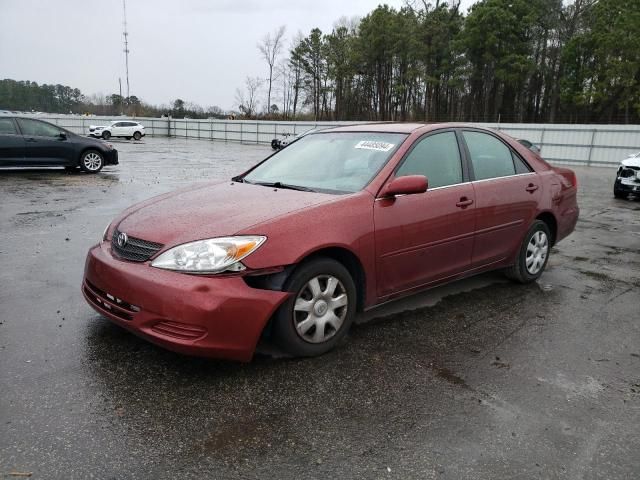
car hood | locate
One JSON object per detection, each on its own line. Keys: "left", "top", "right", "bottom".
{"left": 621, "top": 156, "right": 640, "bottom": 168}
{"left": 116, "top": 181, "right": 337, "bottom": 247}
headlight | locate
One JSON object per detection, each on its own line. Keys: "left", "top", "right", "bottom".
{"left": 151, "top": 236, "right": 266, "bottom": 274}
{"left": 104, "top": 143, "right": 113, "bottom": 150}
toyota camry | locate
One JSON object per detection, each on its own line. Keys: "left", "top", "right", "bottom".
{"left": 83, "top": 123, "right": 579, "bottom": 361}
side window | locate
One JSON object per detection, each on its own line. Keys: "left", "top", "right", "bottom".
{"left": 463, "top": 131, "right": 516, "bottom": 180}
{"left": 0, "top": 118, "right": 18, "bottom": 135}
{"left": 17, "top": 118, "right": 62, "bottom": 137}
{"left": 396, "top": 132, "right": 463, "bottom": 188}
{"left": 512, "top": 152, "right": 532, "bottom": 174}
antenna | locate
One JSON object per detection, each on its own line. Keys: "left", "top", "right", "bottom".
{"left": 122, "top": 0, "right": 130, "bottom": 100}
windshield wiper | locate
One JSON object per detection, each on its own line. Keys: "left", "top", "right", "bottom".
{"left": 245, "top": 180, "right": 316, "bottom": 192}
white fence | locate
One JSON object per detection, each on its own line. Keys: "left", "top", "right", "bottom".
{"left": 38, "top": 115, "right": 640, "bottom": 167}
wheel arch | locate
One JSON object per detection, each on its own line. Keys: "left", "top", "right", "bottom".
{"left": 247, "top": 245, "right": 367, "bottom": 312}
{"left": 77, "top": 146, "right": 103, "bottom": 165}
{"left": 536, "top": 211, "right": 557, "bottom": 246}
{"left": 299, "top": 246, "right": 367, "bottom": 312}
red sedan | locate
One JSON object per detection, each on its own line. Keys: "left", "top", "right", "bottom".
{"left": 83, "top": 124, "right": 579, "bottom": 361}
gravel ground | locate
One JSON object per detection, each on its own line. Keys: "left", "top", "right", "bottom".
{"left": 1, "top": 137, "right": 639, "bottom": 479}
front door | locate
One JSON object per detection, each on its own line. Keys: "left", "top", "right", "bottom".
{"left": 374, "top": 131, "right": 476, "bottom": 298}
{"left": 17, "top": 118, "right": 74, "bottom": 166}
{"left": 0, "top": 118, "right": 25, "bottom": 166}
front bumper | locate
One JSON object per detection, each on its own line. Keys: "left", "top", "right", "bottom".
{"left": 104, "top": 149, "right": 118, "bottom": 165}
{"left": 82, "top": 242, "right": 290, "bottom": 361}
{"left": 614, "top": 178, "right": 640, "bottom": 193}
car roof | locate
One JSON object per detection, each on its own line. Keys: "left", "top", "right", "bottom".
{"left": 318, "top": 122, "right": 494, "bottom": 134}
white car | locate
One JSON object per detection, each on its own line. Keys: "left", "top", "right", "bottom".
{"left": 613, "top": 152, "right": 640, "bottom": 199}
{"left": 89, "top": 121, "right": 145, "bottom": 140}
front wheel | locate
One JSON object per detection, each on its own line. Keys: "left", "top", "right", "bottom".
{"left": 273, "top": 258, "right": 357, "bottom": 357}
{"left": 101, "top": 131, "right": 111, "bottom": 140}
{"left": 80, "top": 150, "right": 104, "bottom": 173}
{"left": 505, "top": 220, "right": 551, "bottom": 283}
{"left": 133, "top": 131, "right": 142, "bottom": 141}
{"left": 614, "top": 184, "right": 627, "bottom": 199}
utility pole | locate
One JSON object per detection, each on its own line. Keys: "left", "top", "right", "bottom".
{"left": 119, "top": 77, "right": 122, "bottom": 99}
{"left": 122, "top": 0, "right": 130, "bottom": 100}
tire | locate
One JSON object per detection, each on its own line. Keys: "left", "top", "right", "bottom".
{"left": 614, "top": 185, "right": 626, "bottom": 199}
{"left": 102, "top": 131, "right": 111, "bottom": 140}
{"left": 271, "top": 139, "right": 280, "bottom": 150}
{"left": 505, "top": 220, "right": 551, "bottom": 284}
{"left": 273, "top": 258, "right": 357, "bottom": 357}
{"left": 80, "top": 150, "right": 104, "bottom": 173}
{"left": 133, "top": 131, "right": 142, "bottom": 141}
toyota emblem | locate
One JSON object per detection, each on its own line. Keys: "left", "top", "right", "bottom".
{"left": 117, "top": 232, "right": 128, "bottom": 248}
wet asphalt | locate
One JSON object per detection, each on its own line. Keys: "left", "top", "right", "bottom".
{"left": 0, "top": 137, "right": 639, "bottom": 479}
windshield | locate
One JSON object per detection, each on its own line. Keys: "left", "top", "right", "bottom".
{"left": 243, "top": 132, "right": 407, "bottom": 194}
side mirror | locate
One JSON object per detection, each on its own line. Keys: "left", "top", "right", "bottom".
{"left": 382, "top": 175, "right": 428, "bottom": 197}
{"left": 58, "top": 132, "right": 67, "bottom": 140}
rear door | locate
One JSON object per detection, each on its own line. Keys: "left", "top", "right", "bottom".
{"left": 461, "top": 129, "right": 541, "bottom": 268}
{"left": 17, "top": 118, "right": 75, "bottom": 166}
{"left": 0, "top": 118, "right": 25, "bottom": 166}
{"left": 374, "top": 130, "right": 476, "bottom": 297}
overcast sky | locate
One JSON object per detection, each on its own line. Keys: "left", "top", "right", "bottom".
{"left": 0, "top": 0, "right": 477, "bottom": 111}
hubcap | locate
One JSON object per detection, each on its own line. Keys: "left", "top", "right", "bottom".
{"left": 83, "top": 152, "right": 102, "bottom": 171}
{"left": 293, "top": 275, "right": 348, "bottom": 344}
{"left": 526, "top": 230, "right": 549, "bottom": 275}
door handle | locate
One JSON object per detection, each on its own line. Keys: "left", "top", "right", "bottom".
{"left": 456, "top": 197, "right": 474, "bottom": 208}
{"left": 525, "top": 183, "right": 539, "bottom": 193}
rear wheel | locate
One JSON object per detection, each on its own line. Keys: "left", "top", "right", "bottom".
{"left": 273, "top": 258, "right": 357, "bottom": 357}
{"left": 133, "top": 131, "right": 142, "bottom": 141}
{"left": 102, "top": 131, "right": 111, "bottom": 140}
{"left": 80, "top": 150, "right": 104, "bottom": 173}
{"left": 505, "top": 220, "right": 551, "bottom": 283}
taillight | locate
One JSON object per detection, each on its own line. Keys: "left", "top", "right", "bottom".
{"left": 555, "top": 167, "right": 578, "bottom": 189}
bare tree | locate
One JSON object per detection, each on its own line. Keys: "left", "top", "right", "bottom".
{"left": 235, "top": 76, "right": 263, "bottom": 118}
{"left": 257, "top": 25, "right": 286, "bottom": 116}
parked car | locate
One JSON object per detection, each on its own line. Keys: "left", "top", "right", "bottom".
{"left": 271, "top": 132, "right": 294, "bottom": 150}
{"left": 83, "top": 124, "right": 579, "bottom": 361}
{"left": 613, "top": 152, "right": 640, "bottom": 198}
{"left": 89, "top": 121, "right": 145, "bottom": 140}
{"left": 516, "top": 138, "right": 541, "bottom": 155}
{"left": 270, "top": 128, "right": 326, "bottom": 150}
{"left": 0, "top": 116, "right": 118, "bottom": 173}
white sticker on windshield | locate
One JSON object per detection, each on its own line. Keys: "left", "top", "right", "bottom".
{"left": 355, "top": 140, "right": 395, "bottom": 152}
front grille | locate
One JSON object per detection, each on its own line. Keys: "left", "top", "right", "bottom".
{"left": 111, "top": 228, "right": 163, "bottom": 262}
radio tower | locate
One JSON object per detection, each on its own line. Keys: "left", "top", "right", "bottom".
{"left": 122, "top": 0, "right": 130, "bottom": 100}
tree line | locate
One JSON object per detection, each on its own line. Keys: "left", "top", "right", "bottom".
{"left": 0, "top": 79, "right": 226, "bottom": 119}
{"left": 243, "top": 0, "right": 639, "bottom": 123}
